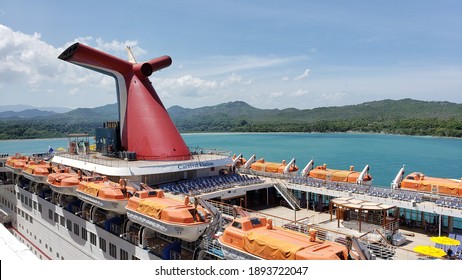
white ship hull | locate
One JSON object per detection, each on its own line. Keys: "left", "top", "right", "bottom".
{"left": 0, "top": 183, "right": 162, "bottom": 260}
{"left": 217, "top": 239, "right": 262, "bottom": 260}
{"left": 23, "top": 173, "right": 47, "bottom": 183}
{"left": 77, "top": 192, "right": 128, "bottom": 214}
{"left": 49, "top": 185, "right": 77, "bottom": 196}
{"left": 126, "top": 209, "right": 209, "bottom": 242}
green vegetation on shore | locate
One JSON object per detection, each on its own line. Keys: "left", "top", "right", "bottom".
{"left": 1, "top": 99, "right": 461, "bottom": 140}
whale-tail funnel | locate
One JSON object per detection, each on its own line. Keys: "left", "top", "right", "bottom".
{"left": 59, "top": 42, "right": 191, "bottom": 161}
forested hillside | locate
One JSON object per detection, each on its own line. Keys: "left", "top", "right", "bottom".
{"left": 0, "top": 99, "right": 461, "bottom": 139}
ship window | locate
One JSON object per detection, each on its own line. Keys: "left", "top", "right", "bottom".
{"left": 66, "top": 219, "right": 72, "bottom": 231}
{"left": 406, "top": 176, "right": 415, "bottom": 180}
{"left": 250, "top": 217, "right": 261, "bottom": 227}
{"left": 81, "top": 228, "right": 88, "bottom": 241}
{"left": 109, "top": 243, "right": 117, "bottom": 259}
{"left": 134, "top": 193, "right": 140, "bottom": 198}
{"left": 90, "top": 232, "right": 97, "bottom": 246}
{"left": 120, "top": 249, "right": 128, "bottom": 260}
{"left": 48, "top": 209, "right": 53, "bottom": 220}
{"left": 99, "top": 237, "right": 107, "bottom": 252}
{"left": 60, "top": 216, "right": 65, "bottom": 226}
{"left": 73, "top": 223, "right": 80, "bottom": 236}
{"left": 231, "top": 221, "right": 242, "bottom": 229}
{"left": 38, "top": 204, "right": 42, "bottom": 213}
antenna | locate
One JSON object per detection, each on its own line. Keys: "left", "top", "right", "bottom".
{"left": 126, "top": 46, "right": 137, "bottom": 63}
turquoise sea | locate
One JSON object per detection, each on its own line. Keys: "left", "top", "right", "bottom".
{"left": 0, "top": 133, "right": 461, "bottom": 187}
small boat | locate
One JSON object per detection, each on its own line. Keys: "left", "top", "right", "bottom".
{"left": 308, "top": 163, "right": 372, "bottom": 185}
{"left": 125, "top": 190, "right": 211, "bottom": 242}
{"left": 76, "top": 177, "right": 136, "bottom": 214}
{"left": 5, "top": 154, "right": 30, "bottom": 174}
{"left": 250, "top": 158, "right": 299, "bottom": 174}
{"left": 47, "top": 168, "right": 84, "bottom": 196}
{"left": 400, "top": 172, "right": 462, "bottom": 197}
{"left": 22, "top": 160, "right": 55, "bottom": 183}
{"left": 217, "top": 216, "right": 349, "bottom": 260}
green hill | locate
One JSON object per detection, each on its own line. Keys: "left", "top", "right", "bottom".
{"left": 168, "top": 99, "right": 462, "bottom": 136}
{"left": 0, "top": 99, "right": 460, "bottom": 140}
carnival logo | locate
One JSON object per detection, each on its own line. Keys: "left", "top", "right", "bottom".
{"left": 177, "top": 161, "right": 214, "bottom": 170}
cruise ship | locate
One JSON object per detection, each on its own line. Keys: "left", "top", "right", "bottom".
{"left": 1, "top": 42, "right": 461, "bottom": 261}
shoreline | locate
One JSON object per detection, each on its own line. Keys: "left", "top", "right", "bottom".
{"left": 3, "top": 131, "right": 460, "bottom": 141}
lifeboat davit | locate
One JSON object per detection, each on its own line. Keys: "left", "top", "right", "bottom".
{"left": 250, "top": 158, "right": 299, "bottom": 174}
{"left": 232, "top": 154, "right": 247, "bottom": 168}
{"left": 76, "top": 177, "right": 136, "bottom": 214}
{"left": 125, "top": 191, "right": 211, "bottom": 242}
{"left": 308, "top": 164, "right": 372, "bottom": 185}
{"left": 400, "top": 172, "right": 462, "bottom": 196}
{"left": 218, "top": 216, "right": 348, "bottom": 260}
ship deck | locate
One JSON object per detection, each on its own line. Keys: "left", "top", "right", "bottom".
{"left": 256, "top": 205, "right": 442, "bottom": 260}
{"left": 51, "top": 151, "right": 232, "bottom": 176}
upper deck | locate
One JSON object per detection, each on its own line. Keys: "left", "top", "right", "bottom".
{"left": 51, "top": 147, "right": 233, "bottom": 177}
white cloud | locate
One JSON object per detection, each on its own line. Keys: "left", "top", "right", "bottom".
{"left": 293, "top": 69, "right": 310, "bottom": 80}
{"left": 321, "top": 91, "right": 348, "bottom": 102}
{"left": 0, "top": 25, "right": 58, "bottom": 86}
{"left": 183, "top": 54, "right": 309, "bottom": 77}
{"left": 291, "top": 89, "right": 308, "bottom": 97}
{"left": 220, "top": 73, "right": 251, "bottom": 87}
{"left": 270, "top": 91, "right": 284, "bottom": 98}
{"left": 67, "top": 88, "right": 79, "bottom": 96}
{"left": 155, "top": 75, "right": 218, "bottom": 98}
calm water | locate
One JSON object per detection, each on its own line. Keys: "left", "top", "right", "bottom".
{"left": 1, "top": 133, "right": 461, "bottom": 187}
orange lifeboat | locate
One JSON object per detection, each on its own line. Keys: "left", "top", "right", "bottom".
{"left": 23, "top": 160, "right": 55, "bottom": 183}
{"left": 250, "top": 158, "right": 299, "bottom": 174}
{"left": 400, "top": 172, "right": 462, "bottom": 196}
{"left": 218, "top": 216, "right": 348, "bottom": 260}
{"left": 48, "top": 169, "right": 91, "bottom": 196}
{"left": 76, "top": 177, "right": 136, "bottom": 214}
{"left": 308, "top": 164, "right": 372, "bottom": 185}
{"left": 5, "top": 154, "right": 29, "bottom": 174}
{"left": 125, "top": 191, "right": 211, "bottom": 242}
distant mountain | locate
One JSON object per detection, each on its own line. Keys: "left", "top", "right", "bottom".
{"left": 168, "top": 99, "right": 462, "bottom": 124}
{"left": 0, "top": 109, "right": 57, "bottom": 119}
{"left": 0, "top": 99, "right": 461, "bottom": 139}
{"left": 56, "top": 103, "right": 118, "bottom": 122}
{"left": 0, "top": 105, "right": 72, "bottom": 114}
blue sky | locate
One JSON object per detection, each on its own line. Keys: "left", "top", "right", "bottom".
{"left": 0, "top": 0, "right": 461, "bottom": 110}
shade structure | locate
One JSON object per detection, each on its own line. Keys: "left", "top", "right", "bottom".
{"left": 413, "top": 245, "right": 447, "bottom": 258}
{"left": 430, "top": 236, "right": 461, "bottom": 246}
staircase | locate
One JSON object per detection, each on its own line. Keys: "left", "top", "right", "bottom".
{"left": 193, "top": 197, "right": 224, "bottom": 260}
{"left": 366, "top": 241, "right": 396, "bottom": 260}
{"left": 273, "top": 179, "right": 301, "bottom": 211}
